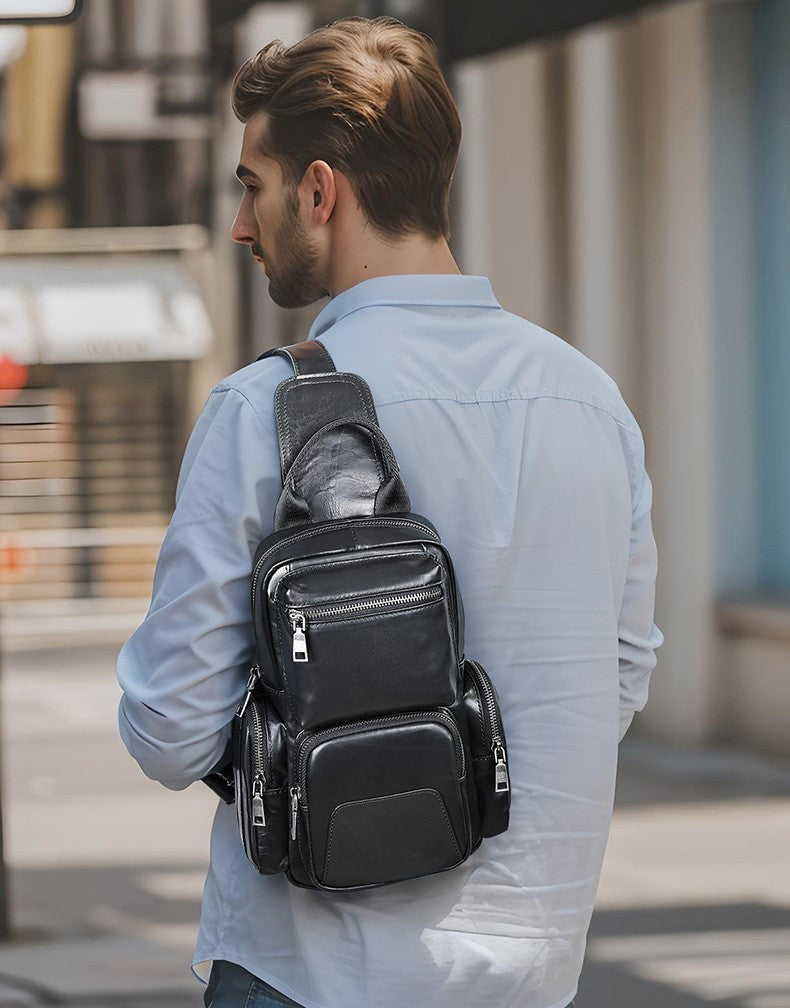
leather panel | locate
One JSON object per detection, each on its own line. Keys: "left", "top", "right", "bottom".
{"left": 258, "top": 338, "right": 337, "bottom": 377}
{"left": 276, "top": 598, "right": 456, "bottom": 730}
{"left": 274, "top": 418, "right": 411, "bottom": 531}
{"left": 321, "top": 789, "right": 461, "bottom": 887}
{"left": 274, "top": 373, "right": 378, "bottom": 480}
{"left": 270, "top": 549, "right": 443, "bottom": 608}
{"left": 268, "top": 546, "right": 457, "bottom": 731}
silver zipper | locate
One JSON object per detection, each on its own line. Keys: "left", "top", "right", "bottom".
{"left": 493, "top": 744, "right": 509, "bottom": 793}
{"left": 469, "top": 660, "right": 510, "bottom": 794}
{"left": 289, "top": 611, "right": 308, "bottom": 662}
{"left": 290, "top": 785, "right": 300, "bottom": 840}
{"left": 301, "top": 585, "right": 442, "bottom": 621}
{"left": 287, "top": 586, "right": 442, "bottom": 663}
{"left": 252, "top": 773, "right": 266, "bottom": 826}
{"left": 237, "top": 664, "right": 260, "bottom": 718}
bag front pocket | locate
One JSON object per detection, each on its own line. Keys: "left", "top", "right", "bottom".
{"left": 269, "top": 551, "right": 459, "bottom": 730}
{"left": 232, "top": 677, "right": 289, "bottom": 874}
{"left": 290, "top": 710, "right": 470, "bottom": 889}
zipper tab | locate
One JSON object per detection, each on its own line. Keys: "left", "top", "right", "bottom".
{"left": 252, "top": 773, "right": 266, "bottom": 826}
{"left": 492, "top": 741, "right": 510, "bottom": 793}
{"left": 238, "top": 664, "right": 260, "bottom": 719}
{"left": 289, "top": 611, "right": 308, "bottom": 662}
{"left": 289, "top": 786, "right": 300, "bottom": 840}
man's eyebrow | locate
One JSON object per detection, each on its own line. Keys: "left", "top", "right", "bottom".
{"left": 235, "top": 164, "right": 259, "bottom": 182}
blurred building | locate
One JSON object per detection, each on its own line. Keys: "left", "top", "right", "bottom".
{"left": 0, "top": 0, "right": 788, "bottom": 760}
{"left": 450, "top": 0, "right": 790, "bottom": 758}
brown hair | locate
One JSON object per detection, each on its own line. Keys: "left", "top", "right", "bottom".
{"left": 231, "top": 16, "right": 461, "bottom": 242}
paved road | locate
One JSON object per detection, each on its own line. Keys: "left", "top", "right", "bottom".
{"left": 1, "top": 643, "right": 789, "bottom": 1007}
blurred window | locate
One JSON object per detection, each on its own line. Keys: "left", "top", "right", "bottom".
{"left": 755, "top": 0, "right": 790, "bottom": 591}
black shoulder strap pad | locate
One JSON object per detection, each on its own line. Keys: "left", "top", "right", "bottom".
{"left": 258, "top": 339, "right": 379, "bottom": 483}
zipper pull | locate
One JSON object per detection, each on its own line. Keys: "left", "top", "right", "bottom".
{"left": 492, "top": 742, "right": 510, "bottom": 793}
{"left": 237, "top": 664, "right": 260, "bottom": 718}
{"left": 289, "top": 786, "right": 300, "bottom": 840}
{"left": 289, "top": 611, "right": 309, "bottom": 662}
{"left": 252, "top": 773, "right": 266, "bottom": 826}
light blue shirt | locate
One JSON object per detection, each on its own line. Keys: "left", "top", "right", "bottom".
{"left": 117, "top": 273, "right": 662, "bottom": 1008}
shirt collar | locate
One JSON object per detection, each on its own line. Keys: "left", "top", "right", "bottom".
{"left": 307, "top": 273, "right": 501, "bottom": 341}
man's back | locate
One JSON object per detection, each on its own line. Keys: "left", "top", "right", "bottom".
{"left": 117, "top": 273, "right": 661, "bottom": 1008}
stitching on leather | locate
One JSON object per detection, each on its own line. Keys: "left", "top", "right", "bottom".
{"left": 286, "top": 373, "right": 375, "bottom": 422}
{"left": 273, "top": 619, "right": 298, "bottom": 721}
{"left": 467, "top": 668, "right": 487, "bottom": 746}
{"left": 272, "top": 549, "right": 436, "bottom": 606}
{"left": 302, "top": 710, "right": 462, "bottom": 761}
{"left": 280, "top": 373, "right": 374, "bottom": 473}
{"left": 322, "top": 788, "right": 461, "bottom": 882}
{"left": 293, "top": 590, "right": 445, "bottom": 623}
{"left": 273, "top": 382, "right": 293, "bottom": 476}
{"left": 253, "top": 518, "right": 439, "bottom": 581}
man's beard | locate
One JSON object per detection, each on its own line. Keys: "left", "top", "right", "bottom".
{"left": 261, "top": 189, "right": 324, "bottom": 309}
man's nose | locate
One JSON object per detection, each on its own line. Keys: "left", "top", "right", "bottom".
{"left": 231, "top": 204, "right": 255, "bottom": 245}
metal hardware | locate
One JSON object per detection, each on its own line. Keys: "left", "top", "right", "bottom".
{"left": 290, "top": 786, "right": 300, "bottom": 840}
{"left": 250, "top": 517, "right": 438, "bottom": 620}
{"left": 300, "top": 585, "right": 442, "bottom": 621}
{"left": 493, "top": 743, "right": 510, "bottom": 793}
{"left": 469, "top": 660, "right": 510, "bottom": 794}
{"left": 237, "top": 664, "right": 259, "bottom": 719}
{"left": 252, "top": 773, "right": 266, "bottom": 826}
{"left": 285, "top": 586, "right": 442, "bottom": 664}
{"left": 289, "top": 611, "right": 308, "bottom": 662}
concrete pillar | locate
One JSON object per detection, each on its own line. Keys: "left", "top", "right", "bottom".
{"left": 566, "top": 20, "right": 641, "bottom": 410}
{"left": 637, "top": 0, "right": 717, "bottom": 743}
{"left": 455, "top": 43, "right": 567, "bottom": 337}
{"left": 452, "top": 59, "right": 492, "bottom": 280}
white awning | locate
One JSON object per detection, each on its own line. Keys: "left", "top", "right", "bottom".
{"left": 0, "top": 254, "right": 212, "bottom": 364}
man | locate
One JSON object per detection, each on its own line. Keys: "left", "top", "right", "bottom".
{"left": 117, "top": 15, "right": 662, "bottom": 1008}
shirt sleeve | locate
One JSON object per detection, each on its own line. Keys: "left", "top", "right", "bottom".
{"left": 617, "top": 425, "right": 664, "bottom": 742}
{"left": 116, "top": 385, "right": 281, "bottom": 790}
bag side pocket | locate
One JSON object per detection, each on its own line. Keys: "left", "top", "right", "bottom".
{"left": 232, "top": 681, "right": 289, "bottom": 873}
{"left": 462, "top": 658, "right": 511, "bottom": 837}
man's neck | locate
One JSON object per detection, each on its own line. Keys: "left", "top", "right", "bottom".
{"left": 326, "top": 234, "right": 462, "bottom": 298}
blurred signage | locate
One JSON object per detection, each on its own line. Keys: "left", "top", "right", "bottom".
{"left": 0, "top": 353, "right": 28, "bottom": 406}
{"left": 0, "top": 0, "right": 82, "bottom": 22}
{"left": 0, "top": 258, "right": 212, "bottom": 364}
{"left": 79, "top": 65, "right": 212, "bottom": 141}
{"left": 0, "top": 536, "right": 30, "bottom": 581}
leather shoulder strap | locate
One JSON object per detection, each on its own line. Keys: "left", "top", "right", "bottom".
{"left": 257, "top": 339, "right": 379, "bottom": 483}
{"left": 257, "top": 338, "right": 336, "bottom": 377}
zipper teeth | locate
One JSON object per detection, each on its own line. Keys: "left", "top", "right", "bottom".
{"left": 298, "top": 585, "right": 442, "bottom": 621}
{"left": 469, "top": 660, "right": 503, "bottom": 743}
{"left": 247, "top": 698, "right": 268, "bottom": 777}
{"left": 297, "top": 709, "right": 465, "bottom": 795}
{"left": 251, "top": 517, "right": 438, "bottom": 615}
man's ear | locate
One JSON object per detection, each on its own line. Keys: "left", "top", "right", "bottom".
{"left": 303, "top": 159, "right": 335, "bottom": 219}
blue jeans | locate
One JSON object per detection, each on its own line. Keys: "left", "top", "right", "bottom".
{"left": 203, "top": 960, "right": 302, "bottom": 1007}
{"left": 203, "top": 959, "right": 577, "bottom": 1008}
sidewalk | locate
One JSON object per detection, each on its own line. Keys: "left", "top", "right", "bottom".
{"left": 1, "top": 642, "right": 789, "bottom": 1008}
